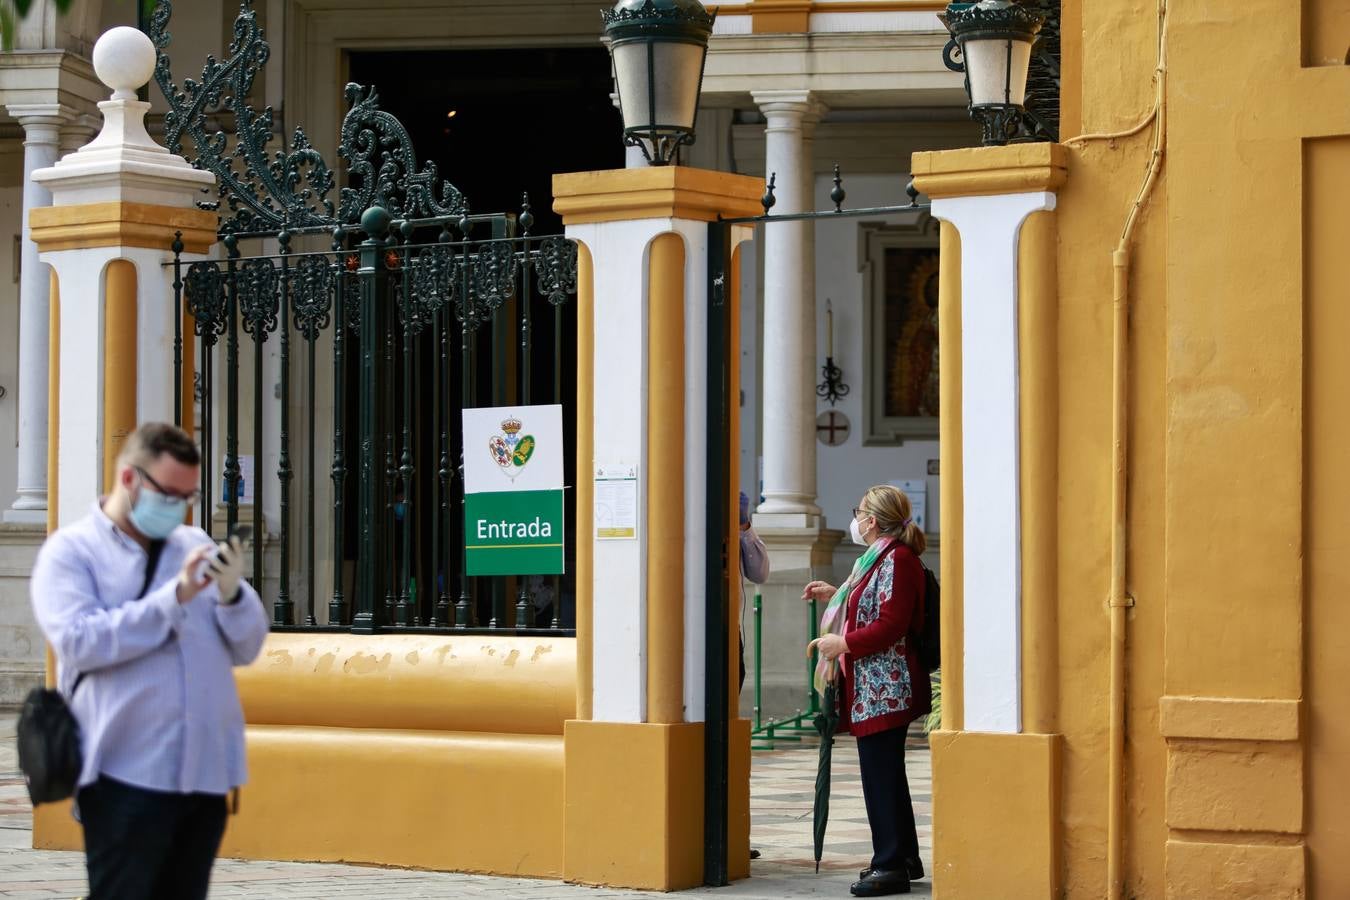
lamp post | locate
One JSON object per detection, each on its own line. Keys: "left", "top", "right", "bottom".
{"left": 942, "top": 0, "right": 1045, "bottom": 146}
{"left": 602, "top": 0, "right": 716, "bottom": 165}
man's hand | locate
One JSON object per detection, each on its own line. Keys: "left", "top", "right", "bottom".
{"left": 176, "top": 545, "right": 214, "bottom": 604}
{"left": 808, "top": 633, "right": 849, "bottom": 661}
{"left": 802, "top": 580, "right": 836, "bottom": 602}
{"left": 206, "top": 537, "right": 245, "bottom": 604}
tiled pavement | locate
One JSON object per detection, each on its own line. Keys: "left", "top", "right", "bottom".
{"left": 0, "top": 719, "right": 932, "bottom": 898}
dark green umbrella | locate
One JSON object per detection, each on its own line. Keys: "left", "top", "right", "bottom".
{"left": 812, "top": 680, "right": 841, "bottom": 873}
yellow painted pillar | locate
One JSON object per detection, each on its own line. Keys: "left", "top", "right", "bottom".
{"left": 913, "top": 144, "right": 1068, "bottom": 900}
{"left": 575, "top": 244, "right": 595, "bottom": 723}
{"left": 646, "top": 233, "right": 686, "bottom": 725}
{"left": 103, "top": 260, "right": 138, "bottom": 491}
{"left": 553, "top": 166, "right": 762, "bottom": 891}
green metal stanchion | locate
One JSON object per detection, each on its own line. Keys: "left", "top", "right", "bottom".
{"left": 751, "top": 592, "right": 825, "bottom": 750}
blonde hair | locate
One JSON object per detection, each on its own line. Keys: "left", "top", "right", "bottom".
{"left": 860, "top": 484, "right": 926, "bottom": 556}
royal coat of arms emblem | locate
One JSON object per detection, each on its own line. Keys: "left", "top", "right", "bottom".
{"left": 488, "top": 416, "right": 536, "bottom": 480}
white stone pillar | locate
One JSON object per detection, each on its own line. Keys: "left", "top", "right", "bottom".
{"left": 3, "top": 105, "right": 68, "bottom": 524}
{"left": 30, "top": 27, "right": 216, "bottom": 526}
{"left": 59, "top": 115, "right": 100, "bottom": 155}
{"left": 800, "top": 100, "right": 826, "bottom": 506}
{"left": 931, "top": 190, "right": 1056, "bottom": 734}
{"left": 752, "top": 89, "right": 820, "bottom": 527}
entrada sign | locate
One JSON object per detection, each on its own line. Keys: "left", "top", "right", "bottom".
{"left": 462, "top": 405, "right": 565, "bottom": 576}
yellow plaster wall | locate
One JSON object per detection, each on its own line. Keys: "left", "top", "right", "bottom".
{"left": 917, "top": 1, "right": 1350, "bottom": 896}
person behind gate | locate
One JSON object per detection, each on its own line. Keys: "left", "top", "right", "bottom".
{"left": 804, "top": 484, "right": 930, "bottom": 898}
{"left": 30, "top": 422, "right": 269, "bottom": 899}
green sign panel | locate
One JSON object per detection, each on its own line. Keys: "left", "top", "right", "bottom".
{"left": 462, "top": 404, "right": 566, "bottom": 576}
{"left": 464, "top": 489, "right": 565, "bottom": 575}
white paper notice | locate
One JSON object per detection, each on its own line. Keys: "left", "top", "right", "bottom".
{"left": 595, "top": 465, "right": 638, "bottom": 540}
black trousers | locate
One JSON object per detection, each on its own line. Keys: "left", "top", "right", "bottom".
{"left": 78, "top": 776, "right": 228, "bottom": 900}
{"left": 856, "top": 726, "right": 920, "bottom": 874}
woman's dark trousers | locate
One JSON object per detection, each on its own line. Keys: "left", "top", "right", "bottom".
{"left": 856, "top": 726, "right": 920, "bottom": 874}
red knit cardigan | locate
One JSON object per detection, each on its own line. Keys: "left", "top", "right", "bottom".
{"left": 838, "top": 541, "right": 931, "bottom": 738}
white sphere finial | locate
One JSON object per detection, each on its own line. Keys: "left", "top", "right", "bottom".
{"left": 92, "top": 26, "right": 157, "bottom": 101}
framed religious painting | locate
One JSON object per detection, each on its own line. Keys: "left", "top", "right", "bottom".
{"left": 858, "top": 215, "right": 941, "bottom": 445}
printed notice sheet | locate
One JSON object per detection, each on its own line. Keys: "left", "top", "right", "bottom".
{"left": 594, "top": 465, "right": 638, "bottom": 540}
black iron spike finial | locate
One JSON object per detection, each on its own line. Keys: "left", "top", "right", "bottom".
{"left": 761, "top": 173, "right": 777, "bottom": 215}
{"left": 331, "top": 224, "right": 346, "bottom": 251}
{"left": 171, "top": 230, "right": 184, "bottom": 255}
{"left": 519, "top": 192, "right": 534, "bottom": 237}
{"left": 906, "top": 179, "right": 920, "bottom": 208}
{"left": 458, "top": 200, "right": 472, "bottom": 240}
{"left": 830, "top": 165, "right": 846, "bottom": 213}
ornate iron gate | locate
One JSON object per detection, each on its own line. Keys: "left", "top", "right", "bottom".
{"left": 153, "top": 0, "right": 579, "bottom": 634}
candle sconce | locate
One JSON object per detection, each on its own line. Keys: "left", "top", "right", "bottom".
{"left": 817, "top": 298, "right": 850, "bottom": 407}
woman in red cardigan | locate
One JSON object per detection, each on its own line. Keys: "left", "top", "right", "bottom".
{"left": 806, "top": 484, "right": 930, "bottom": 898}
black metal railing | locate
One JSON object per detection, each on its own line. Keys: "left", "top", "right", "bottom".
{"left": 171, "top": 203, "right": 579, "bottom": 635}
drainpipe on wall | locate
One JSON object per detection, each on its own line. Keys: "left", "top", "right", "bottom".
{"left": 1067, "top": 3, "right": 1169, "bottom": 897}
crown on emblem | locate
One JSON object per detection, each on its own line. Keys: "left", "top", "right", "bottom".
{"left": 501, "top": 416, "right": 523, "bottom": 435}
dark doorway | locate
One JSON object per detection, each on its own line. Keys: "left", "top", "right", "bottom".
{"left": 348, "top": 46, "right": 625, "bottom": 235}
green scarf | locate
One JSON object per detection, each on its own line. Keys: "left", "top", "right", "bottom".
{"left": 813, "top": 536, "right": 895, "bottom": 695}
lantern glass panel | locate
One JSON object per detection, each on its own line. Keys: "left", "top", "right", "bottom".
{"left": 964, "top": 37, "right": 1032, "bottom": 106}
{"left": 612, "top": 38, "right": 705, "bottom": 132}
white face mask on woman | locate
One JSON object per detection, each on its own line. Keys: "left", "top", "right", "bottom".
{"left": 850, "top": 515, "right": 869, "bottom": 547}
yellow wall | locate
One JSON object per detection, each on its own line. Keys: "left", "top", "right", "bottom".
{"left": 917, "top": 2, "right": 1350, "bottom": 897}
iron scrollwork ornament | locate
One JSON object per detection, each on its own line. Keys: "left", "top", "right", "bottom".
{"left": 184, "top": 261, "right": 227, "bottom": 347}
{"left": 537, "top": 238, "right": 579, "bottom": 307}
{"left": 237, "top": 257, "right": 281, "bottom": 336}
{"left": 292, "top": 255, "right": 336, "bottom": 341}
{"left": 150, "top": 0, "right": 468, "bottom": 235}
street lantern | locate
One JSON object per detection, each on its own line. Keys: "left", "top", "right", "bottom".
{"left": 943, "top": 0, "right": 1045, "bottom": 146}
{"left": 602, "top": 0, "right": 716, "bottom": 165}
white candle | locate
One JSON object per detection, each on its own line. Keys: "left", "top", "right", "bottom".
{"left": 826, "top": 298, "right": 834, "bottom": 358}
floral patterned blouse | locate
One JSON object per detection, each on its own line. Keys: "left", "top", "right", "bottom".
{"left": 839, "top": 542, "right": 931, "bottom": 738}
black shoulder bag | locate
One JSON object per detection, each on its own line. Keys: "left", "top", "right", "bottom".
{"left": 17, "top": 538, "right": 165, "bottom": 806}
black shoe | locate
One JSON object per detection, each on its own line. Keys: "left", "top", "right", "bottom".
{"left": 860, "top": 858, "right": 924, "bottom": 882}
{"left": 750, "top": 848, "right": 761, "bottom": 860}
{"left": 850, "top": 870, "right": 911, "bottom": 897}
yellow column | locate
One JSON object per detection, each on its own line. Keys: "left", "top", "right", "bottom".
{"left": 1018, "top": 210, "right": 1059, "bottom": 735}
{"left": 936, "top": 221, "right": 962, "bottom": 733}
{"left": 554, "top": 166, "right": 763, "bottom": 891}
{"left": 575, "top": 244, "right": 595, "bottom": 722}
{"left": 102, "top": 260, "right": 138, "bottom": 491}
{"left": 646, "top": 233, "right": 685, "bottom": 725}
{"left": 914, "top": 144, "right": 1067, "bottom": 900}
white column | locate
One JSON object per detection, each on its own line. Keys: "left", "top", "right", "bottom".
{"left": 59, "top": 115, "right": 100, "bottom": 156}
{"left": 931, "top": 190, "right": 1056, "bottom": 734}
{"left": 752, "top": 89, "right": 820, "bottom": 526}
{"left": 800, "top": 100, "right": 826, "bottom": 506}
{"left": 3, "top": 105, "right": 68, "bottom": 524}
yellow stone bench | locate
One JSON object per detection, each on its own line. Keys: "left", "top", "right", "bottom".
{"left": 36, "top": 631, "right": 577, "bottom": 879}
{"left": 228, "top": 632, "right": 576, "bottom": 876}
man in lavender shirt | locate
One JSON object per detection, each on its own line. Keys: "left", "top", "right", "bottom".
{"left": 30, "top": 422, "right": 269, "bottom": 899}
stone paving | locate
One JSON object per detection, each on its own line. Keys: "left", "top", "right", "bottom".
{"left": 0, "top": 719, "right": 932, "bottom": 898}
